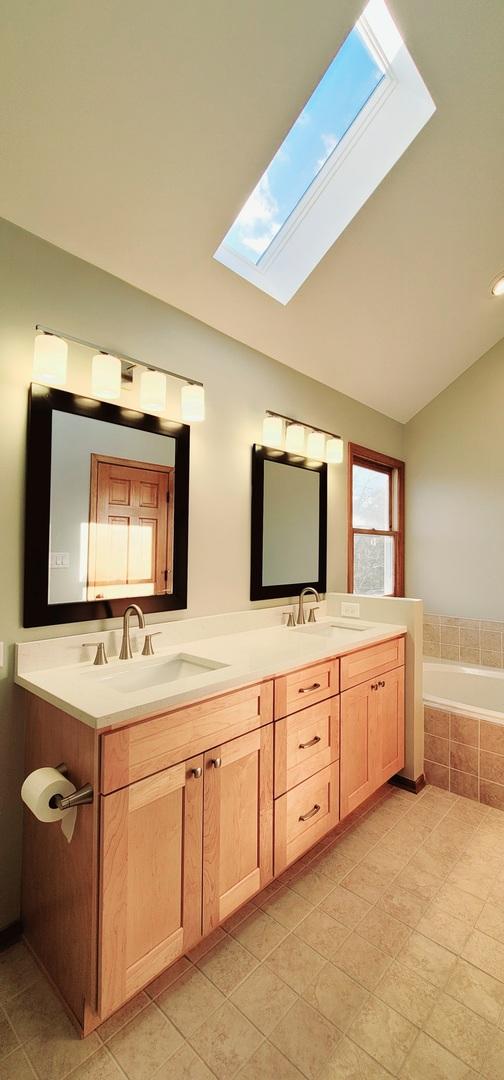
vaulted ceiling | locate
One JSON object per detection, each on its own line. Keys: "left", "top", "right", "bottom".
{"left": 1, "top": 0, "right": 503, "bottom": 420}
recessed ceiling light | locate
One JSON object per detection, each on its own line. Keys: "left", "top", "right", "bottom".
{"left": 491, "top": 274, "right": 504, "bottom": 297}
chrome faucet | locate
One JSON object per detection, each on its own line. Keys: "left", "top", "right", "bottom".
{"left": 296, "top": 587, "right": 320, "bottom": 625}
{"left": 119, "top": 604, "right": 146, "bottom": 660}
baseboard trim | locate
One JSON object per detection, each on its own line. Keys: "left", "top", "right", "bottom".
{"left": 0, "top": 920, "right": 23, "bottom": 952}
{"left": 389, "top": 773, "right": 426, "bottom": 795}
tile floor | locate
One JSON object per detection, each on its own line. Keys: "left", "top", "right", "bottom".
{"left": 3, "top": 784, "right": 504, "bottom": 1078}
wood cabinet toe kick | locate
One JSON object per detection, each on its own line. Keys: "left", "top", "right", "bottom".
{"left": 21, "top": 633, "right": 405, "bottom": 1034}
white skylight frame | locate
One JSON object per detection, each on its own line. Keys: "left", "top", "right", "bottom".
{"left": 214, "top": 0, "right": 436, "bottom": 304}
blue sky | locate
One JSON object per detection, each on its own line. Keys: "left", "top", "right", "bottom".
{"left": 224, "top": 27, "right": 384, "bottom": 264}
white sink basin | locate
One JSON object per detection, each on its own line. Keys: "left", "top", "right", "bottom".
{"left": 295, "top": 619, "right": 374, "bottom": 639}
{"left": 84, "top": 653, "right": 229, "bottom": 694}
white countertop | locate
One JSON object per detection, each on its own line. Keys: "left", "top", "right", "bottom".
{"left": 16, "top": 617, "right": 407, "bottom": 730}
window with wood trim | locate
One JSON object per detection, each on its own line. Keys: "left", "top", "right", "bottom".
{"left": 347, "top": 443, "right": 404, "bottom": 597}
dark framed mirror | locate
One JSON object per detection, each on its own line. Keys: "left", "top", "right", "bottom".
{"left": 250, "top": 444, "right": 327, "bottom": 601}
{"left": 24, "top": 383, "right": 190, "bottom": 627}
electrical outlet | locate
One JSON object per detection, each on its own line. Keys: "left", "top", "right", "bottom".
{"left": 341, "top": 601, "right": 360, "bottom": 618}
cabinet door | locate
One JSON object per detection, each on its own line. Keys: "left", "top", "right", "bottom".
{"left": 340, "top": 681, "right": 376, "bottom": 819}
{"left": 99, "top": 756, "right": 203, "bottom": 1017}
{"left": 374, "top": 666, "right": 405, "bottom": 787}
{"left": 203, "top": 725, "right": 273, "bottom": 934}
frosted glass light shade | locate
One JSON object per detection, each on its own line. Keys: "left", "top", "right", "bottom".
{"left": 140, "top": 369, "right": 167, "bottom": 413}
{"left": 326, "top": 436, "right": 344, "bottom": 464}
{"left": 285, "top": 423, "right": 305, "bottom": 454}
{"left": 91, "top": 353, "right": 121, "bottom": 400}
{"left": 181, "top": 383, "right": 205, "bottom": 422}
{"left": 306, "top": 430, "right": 326, "bottom": 460}
{"left": 262, "top": 414, "right": 284, "bottom": 448}
{"left": 33, "top": 334, "right": 67, "bottom": 386}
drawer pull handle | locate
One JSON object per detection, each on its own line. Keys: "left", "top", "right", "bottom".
{"left": 211, "top": 757, "right": 222, "bottom": 769}
{"left": 299, "top": 682, "right": 321, "bottom": 694}
{"left": 299, "top": 735, "right": 321, "bottom": 750}
{"left": 299, "top": 803, "right": 321, "bottom": 822}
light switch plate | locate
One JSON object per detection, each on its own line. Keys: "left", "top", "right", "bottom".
{"left": 50, "top": 552, "right": 70, "bottom": 569}
{"left": 341, "top": 601, "right": 360, "bottom": 617}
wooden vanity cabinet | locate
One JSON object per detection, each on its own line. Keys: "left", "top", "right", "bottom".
{"left": 340, "top": 664, "right": 405, "bottom": 818}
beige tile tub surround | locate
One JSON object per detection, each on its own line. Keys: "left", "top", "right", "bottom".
{"left": 425, "top": 706, "right": 504, "bottom": 807}
{"left": 6, "top": 785, "right": 504, "bottom": 1078}
{"left": 424, "top": 613, "right": 504, "bottom": 667}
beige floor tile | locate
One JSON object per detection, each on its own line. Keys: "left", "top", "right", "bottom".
{"left": 340, "top": 853, "right": 402, "bottom": 905}
{"left": 317, "top": 1035, "right": 392, "bottom": 1079}
{"left": 448, "top": 799, "right": 488, "bottom": 825}
{"left": 96, "top": 993, "right": 149, "bottom": 1042}
{"left": 156, "top": 967, "right": 225, "bottom": 1037}
{"left": 4, "top": 979, "right": 67, "bottom": 1044}
{"left": 222, "top": 902, "right": 258, "bottom": 933}
{"left": 408, "top": 844, "right": 455, "bottom": 880}
{"left": 188, "top": 1001, "right": 262, "bottom": 1080}
{"left": 309, "top": 847, "right": 356, "bottom": 884}
{"left": 378, "top": 884, "right": 429, "bottom": 928}
{"left": 231, "top": 965, "right": 296, "bottom": 1035}
{"left": 400, "top": 1031, "right": 476, "bottom": 1079}
{"left": 357, "top": 906, "right": 411, "bottom": 958}
{"left": 270, "top": 999, "right": 341, "bottom": 1080}
{"left": 461, "top": 929, "right": 504, "bottom": 982}
{"left": 258, "top": 887, "right": 313, "bottom": 930}
{"left": 288, "top": 868, "right": 335, "bottom": 905}
{"left": 66, "top": 1046, "right": 125, "bottom": 1079}
{"left": 229, "top": 909, "right": 288, "bottom": 960}
{"left": 196, "top": 936, "right": 258, "bottom": 995}
{"left": 293, "top": 909, "right": 350, "bottom": 962}
{"left": 377, "top": 820, "right": 430, "bottom": 860}
{"left": 448, "top": 863, "right": 494, "bottom": 901}
{"left": 0, "top": 1049, "right": 35, "bottom": 1080}
{"left": 319, "top": 886, "right": 371, "bottom": 929}
{"left": 266, "top": 934, "right": 325, "bottom": 994}
{"left": 0, "top": 1013, "right": 18, "bottom": 1063}
{"left": 24, "top": 1011, "right": 101, "bottom": 1080}
{"left": 332, "top": 830, "right": 375, "bottom": 863}
{"left": 146, "top": 957, "right": 192, "bottom": 998}
{"left": 348, "top": 996, "right": 417, "bottom": 1074}
{"left": 425, "top": 992, "right": 497, "bottom": 1071}
{"left": 0, "top": 950, "right": 40, "bottom": 1007}
{"left": 434, "top": 883, "right": 485, "bottom": 925}
{"left": 187, "top": 927, "right": 227, "bottom": 963}
{"left": 482, "top": 1029, "right": 504, "bottom": 1080}
{"left": 151, "top": 1042, "right": 215, "bottom": 1079}
{"left": 237, "top": 1040, "right": 304, "bottom": 1079}
{"left": 476, "top": 901, "right": 504, "bottom": 944}
{"left": 375, "top": 959, "right": 439, "bottom": 1025}
{"left": 302, "top": 962, "right": 368, "bottom": 1032}
{"left": 445, "top": 958, "right": 504, "bottom": 1023}
{"left": 332, "top": 932, "right": 392, "bottom": 991}
{"left": 107, "top": 1003, "right": 182, "bottom": 1080}
{"left": 417, "top": 902, "right": 472, "bottom": 954}
{"left": 396, "top": 860, "right": 444, "bottom": 901}
{"left": 398, "top": 931, "right": 457, "bottom": 987}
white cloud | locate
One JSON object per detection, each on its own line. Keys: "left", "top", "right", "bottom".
{"left": 315, "top": 132, "right": 339, "bottom": 171}
{"left": 233, "top": 172, "right": 281, "bottom": 256}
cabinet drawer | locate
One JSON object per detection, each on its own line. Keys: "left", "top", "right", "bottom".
{"left": 101, "top": 681, "right": 273, "bottom": 793}
{"left": 274, "top": 660, "right": 339, "bottom": 720}
{"left": 274, "top": 762, "right": 339, "bottom": 874}
{"left": 275, "top": 697, "right": 340, "bottom": 797}
{"left": 340, "top": 636, "right": 404, "bottom": 691}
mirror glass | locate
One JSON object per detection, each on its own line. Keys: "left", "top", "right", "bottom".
{"left": 262, "top": 460, "right": 320, "bottom": 586}
{"left": 250, "top": 445, "right": 327, "bottom": 600}
{"left": 48, "top": 410, "right": 176, "bottom": 604}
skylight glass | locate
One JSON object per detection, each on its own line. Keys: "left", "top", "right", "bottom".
{"left": 223, "top": 28, "right": 385, "bottom": 265}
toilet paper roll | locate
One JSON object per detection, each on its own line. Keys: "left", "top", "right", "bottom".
{"left": 21, "top": 767, "right": 77, "bottom": 843}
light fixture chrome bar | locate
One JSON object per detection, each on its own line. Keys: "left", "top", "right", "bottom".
{"left": 35, "top": 324, "right": 203, "bottom": 387}
{"left": 266, "top": 410, "right": 341, "bottom": 441}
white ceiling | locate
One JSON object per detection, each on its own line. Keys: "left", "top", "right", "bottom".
{"left": 1, "top": 0, "right": 503, "bottom": 421}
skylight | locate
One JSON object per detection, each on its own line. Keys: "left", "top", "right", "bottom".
{"left": 214, "top": 0, "right": 435, "bottom": 304}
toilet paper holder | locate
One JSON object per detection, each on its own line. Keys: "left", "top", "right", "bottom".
{"left": 49, "top": 763, "right": 94, "bottom": 812}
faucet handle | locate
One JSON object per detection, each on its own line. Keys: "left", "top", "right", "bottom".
{"left": 308, "top": 607, "right": 319, "bottom": 624}
{"left": 283, "top": 611, "right": 296, "bottom": 628}
{"left": 83, "top": 642, "right": 108, "bottom": 666}
{"left": 142, "top": 632, "right": 161, "bottom": 657}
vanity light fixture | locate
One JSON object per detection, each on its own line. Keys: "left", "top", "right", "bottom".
{"left": 262, "top": 410, "right": 343, "bottom": 464}
{"left": 180, "top": 383, "right": 205, "bottom": 422}
{"left": 91, "top": 353, "right": 121, "bottom": 400}
{"left": 491, "top": 274, "right": 504, "bottom": 297}
{"left": 140, "top": 369, "right": 167, "bottom": 413}
{"left": 33, "top": 324, "right": 205, "bottom": 422}
{"left": 33, "top": 333, "right": 68, "bottom": 386}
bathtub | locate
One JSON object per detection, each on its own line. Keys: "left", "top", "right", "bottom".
{"left": 424, "top": 659, "right": 504, "bottom": 723}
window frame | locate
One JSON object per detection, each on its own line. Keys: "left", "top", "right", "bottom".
{"left": 347, "top": 442, "right": 405, "bottom": 597}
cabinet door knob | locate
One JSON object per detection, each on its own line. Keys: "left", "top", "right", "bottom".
{"left": 379, "top": 680, "right": 385, "bottom": 688}
{"left": 191, "top": 767, "right": 202, "bottom": 779}
{"left": 370, "top": 682, "right": 379, "bottom": 691}
{"left": 211, "top": 757, "right": 222, "bottom": 769}
{"left": 299, "top": 803, "right": 321, "bottom": 822}
{"left": 299, "top": 735, "right": 321, "bottom": 750}
{"left": 298, "top": 682, "right": 321, "bottom": 694}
